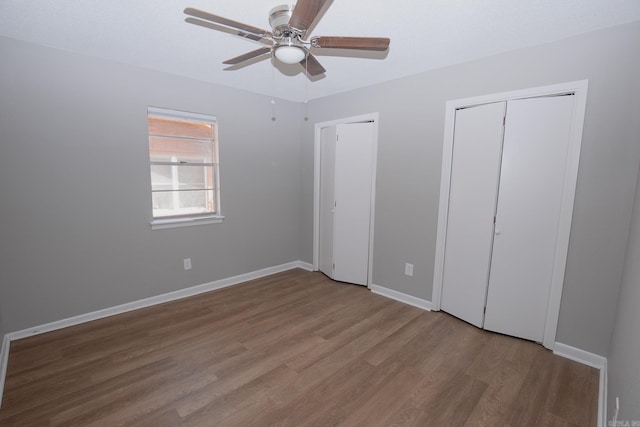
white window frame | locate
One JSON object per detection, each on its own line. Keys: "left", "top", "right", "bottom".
{"left": 147, "top": 106, "right": 223, "bottom": 230}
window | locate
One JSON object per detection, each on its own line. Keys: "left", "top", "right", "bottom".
{"left": 147, "top": 107, "right": 222, "bottom": 228}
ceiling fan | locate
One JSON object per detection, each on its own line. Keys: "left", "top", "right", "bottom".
{"left": 184, "top": 0, "right": 390, "bottom": 78}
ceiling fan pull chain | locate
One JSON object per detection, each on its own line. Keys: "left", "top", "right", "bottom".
{"left": 304, "top": 55, "right": 309, "bottom": 121}
{"left": 271, "top": 64, "right": 277, "bottom": 121}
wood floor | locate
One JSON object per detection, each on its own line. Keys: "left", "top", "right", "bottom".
{"left": 0, "top": 269, "right": 599, "bottom": 426}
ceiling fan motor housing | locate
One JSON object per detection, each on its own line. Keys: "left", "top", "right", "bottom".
{"left": 269, "top": 5, "right": 294, "bottom": 36}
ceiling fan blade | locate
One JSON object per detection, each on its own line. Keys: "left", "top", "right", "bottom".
{"left": 184, "top": 7, "right": 272, "bottom": 38}
{"left": 301, "top": 53, "right": 326, "bottom": 76}
{"left": 223, "top": 47, "right": 272, "bottom": 65}
{"left": 185, "top": 18, "right": 273, "bottom": 45}
{"left": 289, "top": 0, "right": 330, "bottom": 33}
{"left": 223, "top": 54, "right": 271, "bottom": 71}
{"left": 312, "top": 36, "right": 390, "bottom": 51}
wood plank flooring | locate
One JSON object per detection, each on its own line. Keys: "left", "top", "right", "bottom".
{"left": 0, "top": 269, "right": 599, "bottom": 426}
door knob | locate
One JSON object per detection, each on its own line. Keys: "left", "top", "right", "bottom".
{"left": 495, "top": 229, "right": 501, "bottom": 235}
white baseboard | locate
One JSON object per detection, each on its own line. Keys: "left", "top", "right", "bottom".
{"left": 0, "top": 260, "right": 311, "bottom": 408}
{"left": 296, "top": 261, "right": 314, "bottom": 271}
{"left": 553, "top": 342, "right": 607, "bottom": 369}
{"left": 553, "top": 342, "right": 608, "bottom": 427}
{"left": 369, "top": 284, "right": 433, "bottom": 311}
{"left": 7, "top": 261, "right": 309, "bottom": 341}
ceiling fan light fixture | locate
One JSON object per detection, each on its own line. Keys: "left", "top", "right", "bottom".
{"left": 274, "top": 45, "right": 306, "bottom": 64}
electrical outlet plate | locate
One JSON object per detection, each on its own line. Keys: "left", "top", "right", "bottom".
{"left": 404, "top": 263, "right": 414, "bottom": 277}
{"left": 183, "top": 258, "right": 192, "bottom": 270}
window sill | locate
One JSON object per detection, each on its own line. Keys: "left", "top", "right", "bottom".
{"left": 151, "top": 215, "right": 224, "bottom": 230}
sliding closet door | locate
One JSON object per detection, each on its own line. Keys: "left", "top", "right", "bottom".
{"left": 440, "top": 102, "right": 506, "bottom": 328}
{"left": 484, "top": 95, "right": 575, "bottom": 341}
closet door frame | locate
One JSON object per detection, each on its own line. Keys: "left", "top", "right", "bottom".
{"left": 432, "top": 80, "right": 588, "bottom": 350}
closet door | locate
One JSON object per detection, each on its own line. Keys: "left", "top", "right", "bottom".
{"left": 318, "top": 122, "right": 375, "bottom": 285}
{"left": 332, "top": 122, "right": 375, "bottom": 285}
{"left": 440, "top": 102, "right": 506, "bottom": 327}
{"left": 484, "top": 95, "right": 575, "bottom": 341}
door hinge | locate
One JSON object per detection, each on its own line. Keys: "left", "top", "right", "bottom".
{"left": 333, "top": 263, "right": 335, "bottom": 270}
{"left": 503, "top": 116, "right": 506, "bottom": 126}
{"left": 493, "top": 216, "right": 496, "bottom": 224}
{"left": 483, "top": 306, "right": 487, "bottom": 314}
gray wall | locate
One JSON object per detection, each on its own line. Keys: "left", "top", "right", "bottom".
{"left": 607, "top": 32, "right": 640, "bottom": 420}
{"left": 1, "top": 21, "right": 639, "bottom": 360}
{"left": 0, "top": 229, "right": 5, "bottom": 339}
{"left": 0, "top": 36, "right": 304, "bottom": 333}
{"left": 0, "top": 307, "right": 4, "bottom": 341}
{"left": 607, "top": 164, "right": 640, "bottom": 420}
{"left": 302, "top": 21, "right": 640, "bottom": 356}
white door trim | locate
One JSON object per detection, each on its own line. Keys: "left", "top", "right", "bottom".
{"left": 432, "top": 80, "right": 588, "bottom": 350}
{"left": 313, "top": 113, "right": 379, "bottom": 287}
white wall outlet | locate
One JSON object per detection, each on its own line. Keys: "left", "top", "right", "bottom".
{"left": 404, "top": 263, "right": 414, "bottom": 277}
{"left": 183, "top": 258, "right": 192, "bottom": 271}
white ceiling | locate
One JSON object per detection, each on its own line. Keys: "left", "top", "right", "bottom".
{"left": 1, "top": 0, "right": 640, "bottom": 102}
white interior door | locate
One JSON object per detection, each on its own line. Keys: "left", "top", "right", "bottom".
{"left": 484, "top": 95, "right": 575, "bottom": 342}
{"left": 319, "top": 126, "right": 337, "bottom": 278}
{"left": 440, "top": 102, "right": 506, "bottom": 327}
{"left": 318, "top": 122, "right": 375, "bottom": 285}
{"left": 332, "top": 122, "right": 375, "bottom": 285}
